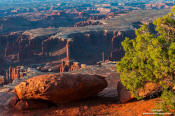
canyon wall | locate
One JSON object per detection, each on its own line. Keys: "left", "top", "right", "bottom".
{"left": 0, "top": 32, "right": 68, "bottom": 64}
{"left": 0, "top": 29, "right": 135, "bottom": 71}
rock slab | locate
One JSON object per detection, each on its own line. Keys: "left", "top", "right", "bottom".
{"left": 15, "top": 73, "right": 107, "bottom": 104}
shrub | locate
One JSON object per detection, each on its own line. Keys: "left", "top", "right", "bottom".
{"left": 116, "top": 6, "right": 175, "bottom": 112}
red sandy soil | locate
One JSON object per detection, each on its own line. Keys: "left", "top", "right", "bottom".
{"left": 2, "top": 97, "right": 165, "bottom": 116}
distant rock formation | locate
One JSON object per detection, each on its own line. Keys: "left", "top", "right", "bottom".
{"left": 4, "top": 67, "right": 22, "bottom": 84}
{"left": 0, "top": 29, "right": 135, "bottom": 73}
{"left": 145, "top": 3, "right": 172, "bottom": 9}
{"left": 0, "top": 75, "right": 4, "bottom": 85}
{"left": 88, "top": 15, "right": 106, "bottom": 20}
{"left": 59, "top": 61, "right": 81, "bottom": 73}
{"left": 3, "top": 66, "right": 40, "bottom": 85}
{"left": 74, "top": 21, "right": 102, "bottom": 27}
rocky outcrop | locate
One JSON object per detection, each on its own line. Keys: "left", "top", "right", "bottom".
{"left": 88, "top": 15, "right": 106, "bottom": 20}
{"left": 15, "top": 73, "right": 107, "bottom": 104}
{"left": 74, "top": 21, "right": 102, "bottom": 27}
{"left": 138, "top": 82, "right": 161, "bottom": 98}
{"left": 59, "top": 61, "right": 81, "bottom": 73}
{"left": 117, "top": 81, "right": 161, "bottom": 103}
{"left": 145, "top": 3, "right": 172, "bottom": 9}
{"left": 1, "top": 66, "right": 42, "bottom": 86}
{"left": 0, "top": 75, "right": 4, "bottom": 85}
{"left": 5, "top": 67, "right": 21, "bottom": 84}
{"left": 3, "top": 66, "right": 34, "bottom": 85}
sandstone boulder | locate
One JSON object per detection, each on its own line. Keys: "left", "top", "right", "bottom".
{"left": 8, "top": 93, "right": 53, "bottom": 110}
{"left": 117, "top": 81, "right": 161, "bottom": 103}
{"left": 138, "top": 82, "right": 161, "bottom": 98}
{"left": 15, "top": 73, "right": 107, "bottom": 104}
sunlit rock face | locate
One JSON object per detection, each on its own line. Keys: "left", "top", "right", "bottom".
{"left": 15, "top": 73, "right": 107, "bottom": 104}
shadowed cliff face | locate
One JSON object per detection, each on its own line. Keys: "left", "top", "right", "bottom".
{"left": 0, "top": 30, "right": 135, "bottom": 67}
{"left": 69, "top": 30, "right": 135, "bottom": 64}
{"left": 0, "top": 33, "right": 67, "bottom": 64}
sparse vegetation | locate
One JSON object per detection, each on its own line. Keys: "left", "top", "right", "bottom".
{"left": 117, "top": 6, "right": 175, "bottom": 112}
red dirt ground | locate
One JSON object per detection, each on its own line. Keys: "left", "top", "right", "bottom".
{"left": 2, "top": 98, "right": 168, "bottom": 116}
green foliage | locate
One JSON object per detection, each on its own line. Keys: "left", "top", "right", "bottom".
{"left": 116, "top": 6, "right": 175, "bottom": 112}
{"left": 172, "top": 6, "right": 175, "bottom": 15}
{"left": 160, "top": 90, "right": 175, "bottom": 112}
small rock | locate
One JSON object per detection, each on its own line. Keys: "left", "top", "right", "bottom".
{"left": 117, "top": 81, "right": 134, "bottom": 103}
{"left": 15, "top": 99, "right": 51, "bottom": 110}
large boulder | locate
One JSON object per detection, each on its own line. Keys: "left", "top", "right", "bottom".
{"left": 15, "top": 73, "right": 107, "bottom": 104}
{"left": 138, "top": 82, "right": 161, "bottom": 98}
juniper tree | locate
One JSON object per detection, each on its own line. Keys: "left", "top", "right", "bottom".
{"left": 117, "top": 6, "right": 175, "bottom": 112}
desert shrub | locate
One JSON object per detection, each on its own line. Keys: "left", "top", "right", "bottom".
{"left": 116, "top": 6, "right": 175, "bottom": 112}
{"left": 160, "top": 89, "right": 175, "bottom": 112}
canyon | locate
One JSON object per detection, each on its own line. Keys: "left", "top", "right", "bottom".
{"left": 0, "top": 9, "right": 170, "bottom": 85}
{"left": 0, "top": 29, "right": 129, "bottom": 70}
{"left": 0, "top": 1, "right": 174, "bottom": 115}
